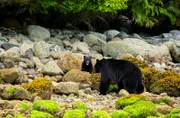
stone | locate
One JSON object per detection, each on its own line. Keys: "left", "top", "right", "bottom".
{"left": 34, "top": 41, "right": 51, "bottom": 58}
{"left": 27, "top": 25, "right": 50, "bottom": 41}
{"left": 62, "top": 69, "right": 91, "bottom": 84}
{"left": 42, "top": 61, "right": 64, "bottom": 75}
{"left": 1, "top": 68, "right": 19, "bottom": 83}
{"left": 53, "top": 82, "right": 79, "bottom": 94}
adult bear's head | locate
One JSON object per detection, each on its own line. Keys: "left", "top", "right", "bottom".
{"left": 94, "top": 59, "right": 104, "bottom": 73}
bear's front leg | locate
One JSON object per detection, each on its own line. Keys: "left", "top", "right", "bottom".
{"left": 100, "top": 75, "right": 110, "bottom": 95}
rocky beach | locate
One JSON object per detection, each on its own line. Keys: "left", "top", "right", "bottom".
{"left": 0, "top": 25, "right": 180, "bottom": 118}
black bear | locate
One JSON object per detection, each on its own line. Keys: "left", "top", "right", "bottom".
{"left": 95, "top": 58, "right": 144, "bottom": 95}
{"left": 81, "top": 56, "right": 93, "bottom": 73}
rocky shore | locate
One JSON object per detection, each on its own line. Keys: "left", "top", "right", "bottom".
{"left": 0, "top": 25, "right": 180, "bottom": 117}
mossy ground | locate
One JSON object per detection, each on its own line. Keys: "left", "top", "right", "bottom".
{"left": 33, "top": 100, "right": 60, "bottom": 114}
{"left": 63, "top": 109, "right": 85, "bottom": 118}
{"left": 116, "top": 94, "right": 147, "bottom": 109}
{"left": 73, "top": 101, "right": 87, "bottom": 113}
{"left": 124, "top": 101, "right": 156, "bottom": 118}
{"left": 30, "top": 110, "right": 54, "bottom": 118}
{"left": 91, "top": 110, "right": 111, "bottom": 118}
{"left": 111, "top": 110, "right": 129, "bottom": 118}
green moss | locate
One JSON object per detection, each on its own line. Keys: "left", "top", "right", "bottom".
{"left": 141, "top": 67, "right": 161, "bottom": 89}
{"left": 7, "top": 87, "right": 16, "bottom": 94}
{"left": 14, "top": 114, "right": 25, "bottom": 118}
{"left": 73, "top": 101, "right": 87, "bottom": 112}
{"left": 89, "top": 73, "right": 101, "bottom": 84}
{"left": 33, "top": 100, "right": 60, "bottom": 114}
{"left": 155, "top": 98, "right": 169, "bottom": 104}
{"left": 164, "top": 109, "right": 180, "bottom": 118}
{"left": 18, "top": 102, "right": 29, "bottom": 111}
{"left": 123, "top": 101, "right": 156, "bottom": 118}
{"left": 30, "top": 110, "right": 54, "bottom": 118}
{"left": 91, "top": 110, "right": 111, "bottom": 118}
{"left": 157, "top": 73, "right": 180, "bottom": 91}
{"left": 63, "top": 109, "right": 85, "bottom": 118}
{"left": 21, "top": 77, "right": 52, "bottom": 93}
{"left": 111, "top": 110, "right": 129, "bottom": 118}
{"left": 121, "top": 56, "right": 148, "bottom": 68}
{"left": 116, "top": 94, "right": 147, "bottom": 109}
{"left": 5, "top": 115, "right": 13, "bottom": 118}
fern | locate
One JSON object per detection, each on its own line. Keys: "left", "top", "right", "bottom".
{"left": 130, "top": 0, "right": 180, "bottom": 27}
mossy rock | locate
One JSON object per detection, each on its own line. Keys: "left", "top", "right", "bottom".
{"left": 111, "top": 110, "right": 129, "bottom": 118}
{"left": 89, "top": 73, "right": 101, "bottom": 91}
{"left": 33, "top": 100, "right": 60, "bottom": 114}
{"left": 21, "top": 77, "right": 52, "bottom": 99}
{"left": 21, "top": 77, "right": 52, "bottom": 93}
{"left": 30, "top": 110, "right": 54, "bottom": 118}
{"left": 164, "top": 108, "right": 180, "bottom": 118}
{"left": 63, "top": 109, "right": 85, "bottom": 118}
{"left": 121, "top": 56, "right": 148, "bottom": 68}
{"left": 123, "top": 101, "right": 157, "bottom": 118}
{"left": 149, "top": 71, "right": 180, "bottom": 96}
{"left": 116, "top": 94, "right": 148, "bottom": 109}
{"left": 91, "top": 110, "right": 111, "bottom": 118}
{"left": 57, "top": 53, "right": 82, "bottom": 73}
{"left": 14, "top": 100, "right": 32, "bottom": 113}
{"left": 141, "top": 67, "right": 161, "bottom": 89}
{"left": 73, "top": 101, "right": 87, "bottom": 113}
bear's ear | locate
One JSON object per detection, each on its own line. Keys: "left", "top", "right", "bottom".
{"left": 84, "top": 56, "right": 86, "bottom": 58}
{"left": 96, "top": 59, "right": 99, "bottom": 62}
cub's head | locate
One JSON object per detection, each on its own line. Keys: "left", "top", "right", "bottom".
{"left": 83, "top": 56, "right": 92, "bottom": 66}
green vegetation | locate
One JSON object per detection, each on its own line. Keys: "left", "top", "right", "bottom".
{"left": 111, "top": 110, "right": 129, "bottom": 118}
{"left": 91, "top": 110, "right": 111, "bottom": 118}
{"left": 32, "top": 100, "right": 60, "bottom": 114}
{"left": 165, "top": 108, "right": 180, "bottom": 118}
{"left": 30, "top": 110, "right": 54, "bottom": 118}
{"left": 7, "top": 87, "right": 16, "bottom": 94}
{"left": 21, "top": 77, "right": 52, "bottom": 93}
{"left": 124, "top": 101, "right": 156, "bottom": 118}
{"left": 155, "top": 98, "right": 169, "bottom": 104}
{"left": 63, "top": 109, "right": 85, "bottom": 118}
{"left": 73, "top": 101, "right": 88, "bottom": 113}
{"left": 18, "top": 102, "right": 29, "bottom": 111}
{"left": 0, "top": 0, "right": 180, "bottom": 28}
{"left": 116, "top": 94, "right": 147, "bottom": 109}
{"left": 14, "top": 114, "right": 25, "bottom": 118}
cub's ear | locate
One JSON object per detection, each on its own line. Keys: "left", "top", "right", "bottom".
{"left": 96, "top": 59, "right": 99, "bottom": 62}
{"left": 83, "top": 56, "right": 86, "bottom": 58}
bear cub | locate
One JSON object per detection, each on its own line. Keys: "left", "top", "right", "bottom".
{"left": 81, "top": 56, "right": 93, "bottom": 73}
{"left": 95, "top": 58, "right": 144, "bottom": 95}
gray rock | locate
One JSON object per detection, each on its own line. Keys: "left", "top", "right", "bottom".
{"left": 19, "top": 42, "right": 34, "bottom": 56}
{"left": 102, "top": 38, "right": 172, "bottom": 62}
{"left": 53, "top": 82, "right": 79, "bottom": 94}
{"left": 27, "top": 25, "right": 50, "bottom": 41}
{"left": 164, "top": 41, "right": 180, "bottom": 63}
{"left": 42, "top": 61, "right": 64, "bottom": 75}
{"left": 104, "top": 30, "right": 120, "bottom": 41}
{"left": 72, "top": 42, "right": 90, "bottom": 53}
{"left": 34, "top": 41, "right": 50, "bottom": 58}
{"left": 0, "top": 47, "right": 20, "bottom": 61}
{"left": 115, "top": 31, "right": 129, "bottom": 39}
{"left": 162, "top": 33, "right": 173, "bottom": 38}
{"left": 47, "top": 37, "right": 64, "bottom": 47}
{"left": 1, "top": 43, "right": 18, "bottom": 50}
{"left": 170, "top": 30, "right": 180, "bottom": 35}
{"left": 0, "top": 85, "right": 32, "bottom": 100}
{"left": 89, "top": 31, "right": 107, "bottom": 41}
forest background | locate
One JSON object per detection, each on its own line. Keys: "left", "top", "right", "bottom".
{"left": 0, "top": 0, "right": 180, "bottom": 35}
